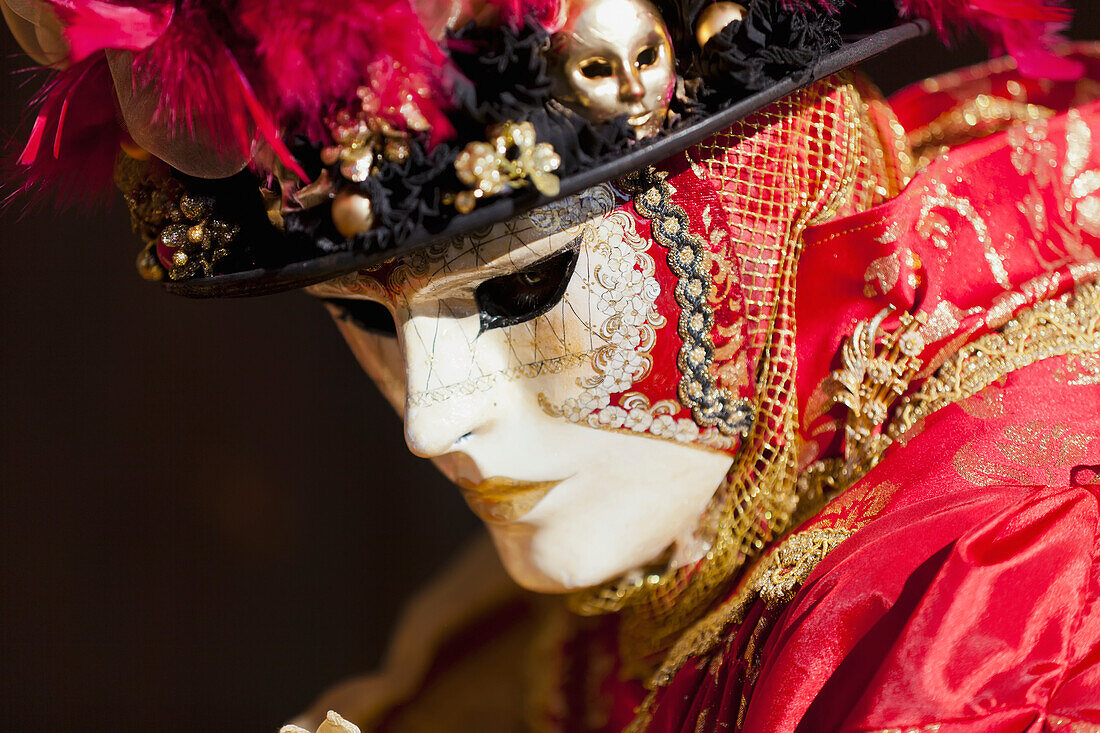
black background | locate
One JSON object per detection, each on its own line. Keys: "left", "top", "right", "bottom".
{"left": 1, "top": 10, "right": 1098, "bottom": 732}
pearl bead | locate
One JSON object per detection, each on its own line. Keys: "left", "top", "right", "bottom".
{"left": 695, "top": 2, "right": 746, "bottom": 49}
{"left": 331, "top": 191, "right": 375, "bottom": 238}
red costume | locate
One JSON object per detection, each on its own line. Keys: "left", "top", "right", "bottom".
{"left": 517, "top": 47, "right": 1100, "bottom": 733}
{"left": 3, "top": 0, "right": 1096, "bottom": 729}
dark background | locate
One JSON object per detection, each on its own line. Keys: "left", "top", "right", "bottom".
{"left": 1, "top": 11, "right": 1098, "bottom": 732}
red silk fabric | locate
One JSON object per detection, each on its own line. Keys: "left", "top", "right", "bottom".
{"left": 543, "top": 52, "right": 1100, "bottom": 732}
{"left": 646, "top": 353, "right": 1100, "bottom": 732}
{"left": 639, "top": 56, "right": 1100, "bottom": 732}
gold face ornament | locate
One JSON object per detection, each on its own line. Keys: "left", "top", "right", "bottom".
{"left": 550, "top": 0, "right": 676, "bottom": 139}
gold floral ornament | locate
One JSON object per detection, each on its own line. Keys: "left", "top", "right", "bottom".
{"left": 825, "top": 307, "right": 926, "bottom": 474}
{"left": 321, "top": 91, "right": 415, "bottom": 184}
{"left": 115, "top": 153, "right": 239, "bottom": 281}
{"left": 452, "top": 121, "right": 561, "bottom": 214}
{"left": 281, "top": 711, "right": 360, "bottom": 733}
{"left": 313, "top": 84, "right": 425, "bottom": 238}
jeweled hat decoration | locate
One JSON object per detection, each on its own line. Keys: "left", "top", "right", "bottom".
{"left": 2, "top": 0, "right": 1079, "bottom": 295}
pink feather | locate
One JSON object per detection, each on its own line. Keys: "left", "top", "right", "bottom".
{"left": 777, "top": 0, "right": 844, "bottom": 13}
{"left": 895, "top": 0, "right": 1083, "bottom": 80}
{"left": 480, "top": 0, "right": 564, "bottom": 30}
{"left": 12, "top": 55, "right": 125, "bottom": 204}
{"left": 238, "top": 0, "right": 457, "bottom": 143}
{"left": 47, "top": 0, "right": 173, "bottom": 62}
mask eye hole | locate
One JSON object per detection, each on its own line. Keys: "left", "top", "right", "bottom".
{"left": 579, "top": 58, "right": 614, "bottom": 79}
{"left": 635, "top": 46, "right": 658, "bottom": 69}
{"left": 323, "top": 298, "right": 397, "bottom": 336}
{"left": 476, "top": 244, "right": 580, "bottom": 332}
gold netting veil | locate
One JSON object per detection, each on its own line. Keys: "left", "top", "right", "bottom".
{"left": 567, "top": 75, "right": 883, "bottom": 665}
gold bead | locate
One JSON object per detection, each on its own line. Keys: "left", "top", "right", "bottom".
{"left": 695, "top": 2, "right": 745, "bottom": 49}
{"left": 454, "top": 190, "right": 477, "bottom": 215}
{"left": 120, "top": 141, "right": 150, "bottom": 161}
{"left": 331, "top": 190, "right": 375, "bottom": 237}
{"left": 383, "top": 139, "right": 410, "bottom": 164}
{"left": 135, "top": 244, "right": 166, "bottom": 282}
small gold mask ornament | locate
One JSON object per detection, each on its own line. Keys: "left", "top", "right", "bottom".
{"left": 550, "top": 0, "right": 676, "bottom": 139}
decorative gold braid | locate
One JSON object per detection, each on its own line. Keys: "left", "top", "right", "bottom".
{"left": 628, "top": 168, "right": 755, "bottom": 437}
{"left": 626, "top": 281, "right": 1100, "bottom": 730}
{"left": 829, "top": 309, "right": 927, "bottom": 475}
{"left": 623, "top": 528, "right": 853, "bottom": 733}
{"left": 565, "top": 78, "right": 866, "bottom": 672}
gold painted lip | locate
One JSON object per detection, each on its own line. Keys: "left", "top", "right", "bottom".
{"left": 456, "top": 476, "right": 562, "bottom": 523}
{"left": 627, "top": 110, "right": 654, "bottom": 126}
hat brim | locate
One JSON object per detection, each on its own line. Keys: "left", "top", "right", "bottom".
{"left": 165, "top": 19, "right": 930, "bottom": 299}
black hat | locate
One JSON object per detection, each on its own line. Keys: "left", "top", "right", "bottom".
{"left": 2, "top": 0, "right": 1076, "bottom": 297}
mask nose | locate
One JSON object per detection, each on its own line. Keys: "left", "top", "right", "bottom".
{"left": 398, "top": 310, "right": 498, "bottom": 459}
{"left": 404, "top": 401, "right": 485, "bottom": 458}
{"left": 618, "top": 68, "right": 645, "bottom": 104}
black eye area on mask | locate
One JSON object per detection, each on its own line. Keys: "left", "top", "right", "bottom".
{"left": 476, "top": 245, "right": 580, "bottom": 332}
{"left": 324, "top": 297, "right": 397, "bottom": 335}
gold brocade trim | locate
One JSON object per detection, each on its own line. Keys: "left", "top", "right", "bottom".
{"left": 627, "top": 166, "right": 755, "bottom": 437}
{"left": 827, "top": 308, "right": 927, "bottom": 479}
{"left": 627, "top": 282, "right": 1100, "bottom": 730}
{"left": 623, "top": 528, "right": 853, "bottom": 733}
{"left": 908, "top": 95, "right": 1055, "bottom": 169}
{"left": 890, "top": 282, "right": 1100, "bottom": 446}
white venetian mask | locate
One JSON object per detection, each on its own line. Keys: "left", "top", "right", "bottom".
{"left": 308, "top": 185, "right": 735, "bottom": 592}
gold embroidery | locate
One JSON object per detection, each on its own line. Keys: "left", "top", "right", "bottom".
{"left": 756, "top": 528, "right": 853, "bottom": 606}
{"left": 918, "top": 178, "right": 1009, "bottom": 289}
{"left": 1064, "top": 110, "right": 1100, "bottom": 237}
{"left": 627, "top": 167, "right": 754, "bottom": 437}
{"left": 908, "top": 93, "right": 1054, "bottom": 167}
{"left": 825, "top": 308, "right": 926, "bottom": 475}
{"left": 953, "top": 420, "right": 1095, "bottom": 487}
{"left": 632, "top": 284, "right": 1100, "bottom": 729}
{"left": 819, "top": 282, "right": 1100, "bottom": 505}
{"left": 1055, "top": 352, "right": 1100, "bottom": 385}
{"left": 956, "top": 380, "right": 1006, "bottom": 419}
{"left": 863, "top": 253, "right": 901, "bottom": 297}
{"left": 893, "top": 282, "right": 1100, "bottom": 444}
{"left": 625, "top": 527, "right": 854, "bottom": 732}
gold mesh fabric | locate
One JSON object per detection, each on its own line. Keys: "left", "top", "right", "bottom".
{"left": 845, "top": 71, "right": 915, "bottom": 215}
{"left": 569, "top": 75, "right": 896, "bottom": 670}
